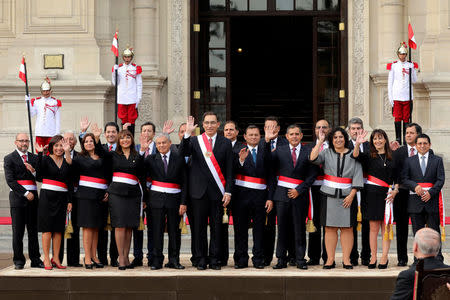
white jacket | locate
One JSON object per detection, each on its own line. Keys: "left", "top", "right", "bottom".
{"left": 29, "top": 96, "right": 61, "bottom": 137}
{"left": 112, "top": 63, "right": 143, "bottom": 105}
{"left": 387, "top": 60, "right": 418, "bottom": 106}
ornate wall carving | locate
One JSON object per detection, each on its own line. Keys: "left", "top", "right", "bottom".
{"left": 170, "top": 0, "right": 185, "bottom": 117}
{"left": 0, "top": 0, "right": 15, "bottom": 37}
{"left": 136, "top": 89, "right": 154, "bottom": 129}
{"left": 383, "top": 89, "right": 394, "bottom": 121}
{"left": 352, "top": 0, "right": 365, "bottom": 116}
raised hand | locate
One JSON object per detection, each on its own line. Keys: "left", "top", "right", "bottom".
{"left": 185, "top": 116, "right": 198, "bottom": 136}
{"left": 80, "top": 116, "right": 91, "bottom": 133}
{"left": 318, "top": 129, "right": 326, "bottom": 143}
{"left": 162, "top": 120, "right": 175, "bottom": 134}
{"left": 62, "top": 138, "right": 71, "bottom": 152}
{"left": 389, "top": 140, "right": 400, "bottom": 151}
{"left": 35, "top": 143, "right": 44, "bottom": 153}
{"left": 123, "top": 122, "right": 131, "bottom": 130}
{"left": 264, "top": 123, "right": 278, "bottom": 142}
{"left": 140, "top": 134, "right": 150, "bottom": 152}
{"left": 356, "top": 130, "right": 368, "bottom": 145}
{"left": 91, "top": 123, "right": 102, "bottom": 139}
{"left": 239, "top": 148, "right": 249, "bottom": 163}
{"left": 24, "top": 162, "right": 35, "bottom": 174}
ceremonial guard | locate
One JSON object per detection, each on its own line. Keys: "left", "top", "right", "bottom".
{"left": 387, "top": 42, "right": 418, "bottom": 144}
{"left": 4, "top": 133, "right": 43, "bottom": 269}
{"left": 26, "top": 78, "right": 61, "bottom": 148}
{"left": 112, "top": 47, "right": 142, "bottom": 136}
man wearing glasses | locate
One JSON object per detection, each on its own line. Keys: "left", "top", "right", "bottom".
{"left": 4, "top": 133, "right": 44, "bottom": 269}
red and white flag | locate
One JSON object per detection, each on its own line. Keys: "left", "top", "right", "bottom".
{"left": 111, "top": 31, "right": 118, "bottom": 57}
{"left": 19, "top": 57, "right": 26, "bottom": 83}
{"left": 408, "top": 19, "right": 417, "bottom": 50}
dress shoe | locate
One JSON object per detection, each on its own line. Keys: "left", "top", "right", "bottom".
{"left": 110, "top": 260, "right": 119, "bottom": 267}
{"left": 368, "top": 261, "right": 377, "bottom": 269}
{"left": 297, "top": 263, "right": 308, "bottom": 270}
{"left": 253, "top": 264, "right": 265, "bottom": 269}
{"left": 68, "top": 263, "right": 83, "bottom": 267}
{"left": 126, "top": 264, "right": 134, "bottom": 269}
{"left": 209, "top": 264, "right": 221, "bottom": 270}
{"left": 350, "top": 259, "right": 359, "bottom": 266}
{"left": 131, "top": 259, "right": 143, "bottom": 267}
{"left": 165, "top": 262, "right": 185, "bottom": 269}
{"left": 288, "top": 258, "right": 296, "bottom": 266}
{"left": 307, "top": 259, "right": 320, "bottom": 266}
{"left": 91, "top": 259, "right": 104, "bottom": 268}
{"left": 31, "top": 261, "right": 45, "bottom": 268}
{"left": 234, "top": 264, "right": 248, "bottom": 269}
{"left": 343, "top": 263, "right": 353, "bottom": 270}
{"left": 85, "top": 264, "right": 94, "bottom": 269}
{"left": 264, "top": 261, "right": 271, "bottom": 267}
{"left": 14, "top": 264, "right": 24, "bottom": 270}
{"left": 99, "top": 260, "right": 108, "bottom": 266}
{"left": 44, "top": 265, "right": 53, "bottom": 271}
{"left": 272, "top": 262, "right": 287, "bottom": 269}
{"left": 323, "top": 261, "right": 336, "bottom": 269}
{"left": 361, "top": 259, "right": 370, "bottom": 266}
{"left": 51, "top": 258, "right": 66, "bottom": 269}
{"left": 118, "top": 265, "right": 127, "bottom": 270}
{"left": 378, "top": 260, "right": 389, "bottom": 269}
{"left": 196, "top": 264, "right": 207, "bottom": 270}
{"left": 150, "top": 265, "right": 162, "bottom": 270}
{"left": 397, "top": 260, "right": 407, "bottom": 267}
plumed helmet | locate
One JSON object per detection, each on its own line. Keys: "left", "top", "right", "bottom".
{"left": 397, "top": 42, "right": 408, "bottom": 55}
{"left": 123, "top": 45, "right": 134, "bottom": 58}
{"left": 40, "top": 77, "right": 51, "bottom": 91}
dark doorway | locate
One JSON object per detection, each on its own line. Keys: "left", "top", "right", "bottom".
{"left": 230, "top": 17, "right": 313, "bottom": 139}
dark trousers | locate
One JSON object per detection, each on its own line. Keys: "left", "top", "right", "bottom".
{"left": 191, "top": 192, "right": 223, "bottom": 266}
{"left": 151, "top": 207, "right": 181, "bottom": 266}
{"left": 275, "top": 199, "right": 307, "bottom": 265}
{"left": 394, "top": 189, "right": 410, "bottom": 262}
{"left": 410, "top": 211, "right": 444, "bottom": 261}
{"left": 351, "top": 193, "right": 370, "bottom": 263}
{"left": 187, "top": 203, "right": 198, "bottom": 265}
{"left": 10, "top": 205, "right": 41, "bottom": 266}
{"left": 232, "top": 195, "right": 266, "bottom": 266}
{"left": 66, "top": 199, "right": 80, "bottom": 265}
{"left": 263, "top": 207, "right": 276, "bottom": 265}
{"left": 220, "top": 212, "right": 230, "bottom": 266}
{"left": 307, "top": 187, "right": 327, "bottom": 262}
{"left": 132, "top": 209, "right": 153, "bottom": 263}
{"left": 97, "top": 203, "right": 118, "bottom": 264}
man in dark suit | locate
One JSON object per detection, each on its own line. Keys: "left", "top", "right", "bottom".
{"left": 402, "top": 134, "right": 445, "bottom": 261}
{"left": 391, "top": 228, "right": 448, "bottom": 300}
{"left": 307, "top": 119, "right": 330, "bottom": 265}
{"left": 265, "top": 124, "right": 317, "bottom": 270}
{"left": 262, "top": 116, "right": 289, "bottom": 266}
{"left": 347, "top": 117, "right": 371, "bottom": 266}
{"left": 180, "top": 112, "right": 233, "bottom": 270}
{"left": 142, "top": 133, "right": 187, "bottom": 270}
{"left": 233, "top": 125, "right": 274, "bottom": 269}
{"left": 392, "top": 122, "right": 422, "bottom": 266}
{"left": 4, "top": 133, "right": 44, "bottom": 269}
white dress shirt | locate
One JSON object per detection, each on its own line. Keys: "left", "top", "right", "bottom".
{"left": 289, "top": 143, "right": 301, "bottom": 160}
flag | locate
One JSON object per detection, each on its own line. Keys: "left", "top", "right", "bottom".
{"left": 19, "top": 57, "right": 26, "bottom": 83}
{"left": 408, "top": 20, "right": 417, "bottom": 50}
{"left": 111, "top": 31, "right": 118, "bottom": 57}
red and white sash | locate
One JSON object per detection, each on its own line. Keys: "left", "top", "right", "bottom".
{"left": 150, "top": 180, "right": 181, "bottom": 194}
{"left": 79, "top": 175, "right": 108, "bottom": 190}
{"left": 323, "top": 174, "right": 352, "bottom": 189}
{"left": 312, "top": 175, "right": 324, "bottom": 186}
{"left": 235, "top": 174, "right": 267, "bottom": 190}
{"left": 17, "top": 180, "right": 37, "bottom": 191}
{"left": 197, "top": 133, "right": 226, "bottom": 195}
{"left": 41, "top": 179, "right": 68, "bottom": 192}
{"left": 366, "top": 175, "right": 390, "bottom": 188}
{"left": 384, "top": 187, "right": 394, "bottom": 226}
{"left": 112, "top": 172, "right": 139, "bottom": 185}
{"left": 277, "top": 176, "right": 304, "bottom": 189}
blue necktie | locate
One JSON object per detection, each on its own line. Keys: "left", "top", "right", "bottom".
{"left": 420, "top": 156, "right": 426, "bottom": 176}
{"left": 251, "top": 148, "right": 257, "bottom": 165}
{"left": 270, "top": 140, "right": 275, "bottom": 150}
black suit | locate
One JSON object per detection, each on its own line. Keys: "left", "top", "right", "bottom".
{"left": 348, "top": 140, "right": 371, "bottom": 263}
{"left": 144, "top": 150, "right": 187, "bottom": 267}
{"left": 97, "top": 143, "right": 118, "bottom": 265}
{"left": 269, "top": 143, "right": 317, "bottom": 265}
{"left": 180, "top": 133, "right": 233, "bottom": 267}
{"left": 232, "top": 141, "right": 273, "bottom": 266}
{"left": 4, "top": 150, "right": 41, "bottom": 266}
{"left": 402, "top": 152, "right": 445, "bottom": 260}
{"left": 390, "top": 257, "right": 448, "bottom": 300}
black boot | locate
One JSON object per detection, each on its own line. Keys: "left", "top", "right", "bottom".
{"left": 402, "top": 122, "right": 408, "bottom": 145}
{"left": 394, "top": 122, "right": 402, "bottom": 144}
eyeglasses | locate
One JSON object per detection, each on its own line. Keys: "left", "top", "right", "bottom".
{"left": 316, "top": 126, "right": 328, "bottom": 129}
{"left": 16, "top": 139, "right": 30, "bottom": 143}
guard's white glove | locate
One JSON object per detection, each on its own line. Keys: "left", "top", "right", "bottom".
{"left": 390, "top": 99, "right": 394, "bottom": 107}
{"left": 113, "top": 64, "right": 119, "bottom": 71}
{"left": 25, "top": 95, "right": 31, "bottom": 102}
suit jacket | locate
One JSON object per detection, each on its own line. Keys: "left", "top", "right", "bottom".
{"left": 180, "top": 134, "right": 233, "bottom": 199}
{"left": 144, "top": 151, "right": 187, "bottom": 209}
{"left": 348, "top": 140, "right": 370, "bottom": 153}
{"left": 390, "top": 256, "right": 448, "bottom": 300}
{"left": 270, "top": 143, "right": 317, "bottom": 202}
{"left": 232, "top": 140, "right": 245, "bottom": 154}
{"left": 393, "top": 146, "right": 435, "bottom": 187}
{"left": 402, "top": 152, "right": 445, "bottom": 214}
{"left": 4, "top": 150, "right": 39, "bottom": 208}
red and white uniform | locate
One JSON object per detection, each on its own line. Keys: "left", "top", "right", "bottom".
{"left": 387, "top": 60, "right": 418, "bottom": 106}
{"left": 112, "top": 63, "right": 143, "bottom": 105}
{"left": 29, "top": 96, "right": 61, "bottom": 137}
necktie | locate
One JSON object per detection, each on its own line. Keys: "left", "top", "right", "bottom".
{"left": 22, "top": 155, "right": 27, "bottom": 163}
{"left": 251, "top": 148, "right": 257, "bottom": 165}
{"left": 163, "top": 154, "right": 168, "bottom": 174}
{"left": 420, "top": 156, "right": 426, "bottom": 176}
{"left": 271, "top": 140, "right": 275, "bottom": 150}
{"left": 209, "top": 138, "right": 213, "bottom": 149}
{"left": 145, "top": 147, "right": 150, "bottom": 158}
{"left": 409, "top": 147, "right": 415, "bottom": 157}
{"left": 320, "top": 143, "right": 324, "bottom": 152}
{"left": 108, "top": 145, "right": 113, "bottom": 152}
{"left": 292, "top": 147, "right": 297, "bottom": 167}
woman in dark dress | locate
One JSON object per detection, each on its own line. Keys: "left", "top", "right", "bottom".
{"left": 352, "top": 129, "right": 399, "bottom": 269}
{"left": 35, "top": 135, "right": 72, "bottom": 270}
{"left": 106, "top": 130, "right": 146, "bottom": 270}
{"left": 70, "top": 125, "right": 108, "bottom": 269}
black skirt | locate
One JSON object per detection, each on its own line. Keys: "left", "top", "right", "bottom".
{"left": 38, "top": 190, "right": 68, "bottom": 233}
{"left": 108, "top": 193, "right": 140, "bottom": 228}
{"left": 362, "top": 185, "right": 390, "bottom": 221}
{"left": 77, "top": 196, "right": 105, "bottom": 228}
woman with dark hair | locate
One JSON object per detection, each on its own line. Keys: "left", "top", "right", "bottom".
{"left": 310, "top": 127, "right": 364, "bottom": 270}
{"left": 69, "top": 124, "right": 108, "bottom": 269}
{"left": 35, "top": 135, "right": 73, "bottom": 270}
{"left": 106, "top": 129, "right": 146, "bottom": 270}
{"left": 352, "top": 129, "right": 399, "bottom": 269}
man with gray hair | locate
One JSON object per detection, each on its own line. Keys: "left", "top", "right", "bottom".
{"left": 391, "top": 228, "right": 448, "bottom": 300}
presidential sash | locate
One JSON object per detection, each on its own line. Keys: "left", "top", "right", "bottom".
{"left": 197, "top": 133, "right": 226, "bottom": 195}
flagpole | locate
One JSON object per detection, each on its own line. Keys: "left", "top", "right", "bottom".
{"left": 23, "top": 56, "right": 34, "bottom": 153}
{"left": 409, "top": 45, "right": 412, "bottom": 124}
{"left": 114, "top": 30, "right": 119, "bottom": 124}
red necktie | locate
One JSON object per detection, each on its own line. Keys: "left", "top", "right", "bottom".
{"left": 209, "top": 138, "right": 213, "bottom": 149}
{"left": 22, "top": 155, "right": 27, "bottom": 163}
{"left": 409, "top": 147, "right": 415, "bottom": 157}
{"left": 292, "top": 147, "right": 297, "bottom": 167}
{"left": 109, "top": 145, "right": 113, "bottom": 152}
{"left": 145, "top": 147, "right": 150, "bottom": 158}
{"left": 320, "top": 143, "right": 324, "bottom": 152}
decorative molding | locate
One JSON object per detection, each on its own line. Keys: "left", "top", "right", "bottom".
{"left": 0, "top": 0, "right": 15, "bottom": 37}
{"left": 352, "top": 0, "right": 365, "bottom": 116}
{"left": 382, "top": 89, "right": 394, "bottom": 121}
{"left": 24, "top": 0, "right": 88, "bottom": 34}
{"left": 170, "top": 0, "right": 185, "bottom": 116}
{"left": 136, "top": 89, "right": 154, "bottom": 129}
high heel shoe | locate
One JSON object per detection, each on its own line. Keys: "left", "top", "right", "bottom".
{"left": 91, "top": 259, "right": 104, "bottom": 268}
{"left": 51, "top": 258, "right": 66, "bottom": 269}
{"left": 85, "top": 263, "right": 93, "bottom": 269}
{"left": 378, "top": 260, "right": 389, "bottom": 269}
{"left": 342, "top": 263, "right": 353, "bottom": 269}
{"left": 44, "top": 262, "right": 53, "bottom": 270}
{"left": 368, "top": 260, "right": 377, "bottom": 269}
{"left": 323, "top": 261, "right": 336, "bottom": 269}
{"left": 118, "top": 265, "right": 127, "bottom": 270}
